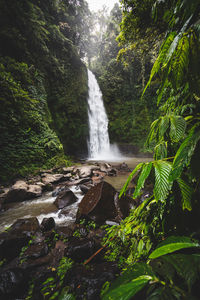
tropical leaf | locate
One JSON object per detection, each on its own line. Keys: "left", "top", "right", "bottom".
{"left": 159, "top": 115, "right": 170, "bottom": 139}
{"left": 170, "top": 123, "right": 200, "bottom": 180}
{"left": 149, "top": 236, "right": 200, "bottom": 259}
{"left": 102, "top": 276, "right": 152, "bottom": 300}
{"left": 133, "top": 162, "right": 153, "bottom": 198}
{"left": 146, "top": 119, "right": 160, "bottom": 147}
{"left": 102, "top": 263, "right": 155, "bottom": 300}
{"left": 169, "top": 115, "right": 186, "bottom": 142}
{"left": 176, "top": 177, "right": 193, "bottom": 211}
{"left": 119, "top": 163, "right": 144, "bottom": 198}
{"left": 154, "top": 141, "right": 168, "bottom": 160}
{"left": 154, "top": 161, "right": 173, "bottom": 201}
{"left": 172, "top": 34, "right": 190, "bottom": 89}
{"left": 143, "top": 32, "right": 177, "bottom": 95}
{"left": 161, "top": 253, "right": 200, "bottom": 291}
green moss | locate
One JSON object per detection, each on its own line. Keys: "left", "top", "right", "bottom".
{"left": 0, "top": 0, "right": 88, "bottom": 181}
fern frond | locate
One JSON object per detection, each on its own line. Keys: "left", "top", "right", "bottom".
{"left": 176, "top": 178, "right": 193, "bottom": 211}
{"left": 133, "top": 162, "right": 153, "bottom": 199}
{"left": 154, "top": 161, "right": 173, "bottom": 202}
{"left": 169, "top": 115, "right": 186, "bottom": 142}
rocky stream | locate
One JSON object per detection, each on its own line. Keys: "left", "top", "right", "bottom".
{"left": 0, "top": 158, "right": 151, "bottom": 299}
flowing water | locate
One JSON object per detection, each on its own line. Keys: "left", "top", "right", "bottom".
{"left": 87, "top": 70, "right": 121, "bottom": 160}
{"left": 0, "top": 186, "right": 83, "bottom": 232}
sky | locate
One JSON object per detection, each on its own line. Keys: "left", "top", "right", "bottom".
{"left": 86, "top": 0, "right": 119, "bottom": 12}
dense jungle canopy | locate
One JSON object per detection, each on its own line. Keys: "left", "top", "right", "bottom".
{"left": 0, "top": 0, "right": 200, "bottom": 299}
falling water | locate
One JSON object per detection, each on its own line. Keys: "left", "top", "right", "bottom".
{"left": 87, "top": 69, "right": 121, "bottom": 160}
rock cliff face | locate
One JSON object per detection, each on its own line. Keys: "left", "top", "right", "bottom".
{"left": 0, "top": 0, "right": 88, "bottom": 181}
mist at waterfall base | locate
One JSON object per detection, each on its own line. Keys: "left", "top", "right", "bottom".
{"left": 87, "top": 70, "right": 123, "bottom": 162}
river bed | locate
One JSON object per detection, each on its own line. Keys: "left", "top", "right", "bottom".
{"left": 0, "top": 156, "right": 151, "bottom": 233}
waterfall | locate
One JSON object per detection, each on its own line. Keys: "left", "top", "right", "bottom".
{"left": 87, "top": 69, "right": 120, "bottom": 160}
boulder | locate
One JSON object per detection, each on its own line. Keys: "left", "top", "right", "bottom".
{"left": 67, "top": 177, "right": 92, "bottom": 186}
{"left": 52, "top": 186, "right": 66, "bottom": 197}
{"left": 41, "top": 174, "right": 65, "bottom": 185}
{"left": 54, "top": 189, "right": 77, "bottom": 209}
{"left": 76, "top": 165, "right": 100, "bottom": 178}
{"left": 0, "top": 268, "right": 27, "bottom": 298}
{"left": 76, "top": 182, "right": 118, "bottom": 224}
{"left": 23, "top": 242, "right": 49, "bottom": 259}
{"left": 0, "top": 232, "right": 29, "bottom": 261}
{"left": 63, "top": 262, "right": 119, "bottom": 300}
{"left": 65, "top": 237, "right": 96, "bottom": 262}
{"left": 107, "top": 168, "right": 117, "bottom": 176}
{"left": 62, "top": 166, "right": 75, "bottom": 174}
{"left": 79, "top": 184, "right": 91, "bottom": 194}
{"left": 41, "top": 217, "right": 55, "bottom": 231}
{"left": 115, "top": 192, "right": 136, "bottom": 219}
{"left": 9, "top": 218, "right": 40, "bottom": 235}
{"left": 3, "top": 181, "right": 42, "bottom": 203}
{"left": 0, "top": 219, "right": 39, "bottom": 261}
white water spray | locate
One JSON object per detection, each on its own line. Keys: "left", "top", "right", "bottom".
{"left": 87, "top": 69, "right": 121, "bottom": 160}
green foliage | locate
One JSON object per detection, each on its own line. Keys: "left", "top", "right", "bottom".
{"left": 57, "top": 257, "right": 73, "bottom": 283}
{"left": 40, "top": 257, "right": 73, "bottom": 298}
{"left": 133, "top": 162, "right": 153, "bottom": 198}
{"left": 0, "top": 0, "right": 89, "bottom": 180}
{"left": 103, "top": 236, "right": 200, "bottom": 299}
{"left": 154, "top": 161, "right": 172, "bottom": 202}
{"left": 102, "top": 1, "right": 200, "bottom": 299}
{"left": 149, "top": 236, "right": 200, "bottom": 259}
{"left": 58, "top": 287, "right": 76, "bottom": 300}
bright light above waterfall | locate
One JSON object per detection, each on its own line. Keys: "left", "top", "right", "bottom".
{"left": 86, "top": 0, "right": 119, "bottom": 12}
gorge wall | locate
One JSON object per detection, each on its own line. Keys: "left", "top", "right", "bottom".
{"left": 0, "top": 0, "right": 88, "bottom": 181}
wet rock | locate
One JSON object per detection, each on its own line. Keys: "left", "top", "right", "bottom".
{"left": 67, "top": 177, "right": 92, "bottom": 186}
{"left": 115, "top": 192, "right": 136, "bottom": 219}
{"left": 41, "top": 217, "right": 55, "bottom": 232}
{"left": 0, "top": 218, "right": 40, "bottom": 260}
{"left": 63, "top": 173, "right": 72, "bottom": 180}
{"left": 0, "top": 232, "right": 29, "bottom": 261}
{"left": 51, "top": 240, "right": 67, "bottom": 266}
{"left": 107, "top": 168, "right": 117, "bottom": 176}
{"left": 9, "top": 218, "right": 40, "bottom": 235}
{"left": 52, "top": 186, "right": 66, "bottom": 197}
{"left": 65, "top": 237, "right": 96, "bottom": 262}
{"left": 92, "top": 170, "right": 106, "bottom": 178}
{"left": 62, "top": 166, "right": 75, "bottom": 174}
{"left": 76, "top": 165, "right": 100, "bottom": 178}
{"left": 58, "top": 206, "right": 76, "bottom": 218}
{"left": 54, "top": 189, "right": 77, "bottom": 209}
{"left": 3, "top": 181, "right": 42, "bottom": 203}
{"left": 77, "top": 182, "right": 118, "bottom": 224}
{"left": 41, "top": 173, "right": 65, "bottom": 185}
{"left": 64, "top": 262, "right": 119, "bottom": 300}
{"left": 0, "top": 268, "right": 28, "bottom": 298}
{"left": 99, "top": 163, "right": 111, "bottom": 173}
{"left": 23, "top": 242, "right": 49, "bottom": 259}
{"left": 79, "top": 184, "right": 90, "bottom": 194}
{"left": 56, "top": 226, "right": 74, "bottom": 238}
